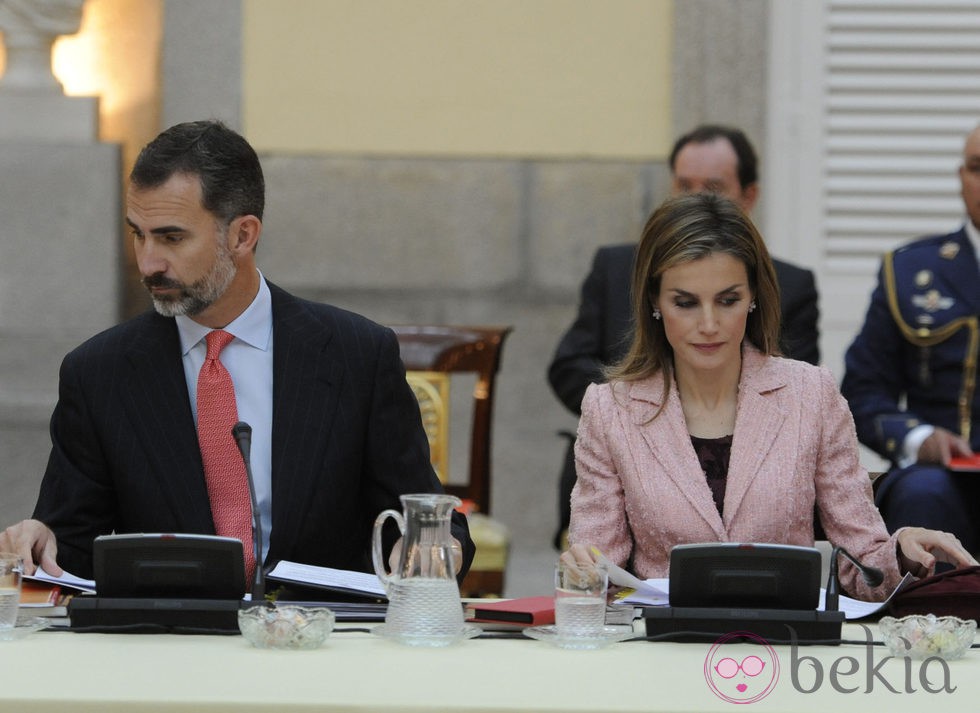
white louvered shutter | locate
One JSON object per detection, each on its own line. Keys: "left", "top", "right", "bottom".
{"left": 767, "top": 0, "right": 980, "bottom": 380}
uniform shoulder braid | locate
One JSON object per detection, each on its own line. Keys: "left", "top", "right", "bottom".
{"left": 883, "top": 231, "right": 978, "bottom": 345}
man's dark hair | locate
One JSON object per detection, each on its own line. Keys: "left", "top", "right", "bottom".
{"left": 668, "top": 124, "right": 758, "bottom": 190}
{"left": 130, "top": 120, "right": 265, "bottom": 222}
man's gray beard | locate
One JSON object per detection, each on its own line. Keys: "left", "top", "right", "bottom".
{"left": 149, "top": 245, "right": 238, "bottom": 318}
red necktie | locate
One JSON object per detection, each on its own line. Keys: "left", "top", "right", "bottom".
{"left": 197, "top": 329, "right": 255, "bottom": 587}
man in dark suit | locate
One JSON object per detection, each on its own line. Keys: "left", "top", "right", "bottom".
{"left": 842, "top": 124, "right": 980, "bottom": 552}
{"left": 0, "top": 120, "right": 474, "bottom": 582}
{"left": 548, "top": 125, "right": 820, "bottom": 547}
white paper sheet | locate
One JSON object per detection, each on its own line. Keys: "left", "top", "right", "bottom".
{"left": 267, "top": 560, "right": 387, "bottom": 598}
{"left": 26, "top": 566, "right": 96, "bottom": 594}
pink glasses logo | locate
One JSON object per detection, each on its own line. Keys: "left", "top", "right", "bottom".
{"left": 704, "top": 632, "right": 780, "bottom": 704}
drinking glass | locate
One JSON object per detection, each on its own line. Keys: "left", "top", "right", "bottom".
{"left": 0, "top": 553, "right": 23, "bottom": 630}
{"left": 554, "top": 558, "right": 608, "bottom": 638}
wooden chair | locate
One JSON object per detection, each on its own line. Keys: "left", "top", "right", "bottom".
{"left": 390, "top": 325, "right": 513, "bottom": 597}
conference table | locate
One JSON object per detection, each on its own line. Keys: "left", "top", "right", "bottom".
{"left": 1, "top": 619, "right": 978, "bottom": 712}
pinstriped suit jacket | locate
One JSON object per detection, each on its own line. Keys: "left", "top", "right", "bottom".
{"left": 32, "top": 282, "right": 474, "bottom": 580}
{"left": 570, "top": 346, "right": 903, "bottom": 602}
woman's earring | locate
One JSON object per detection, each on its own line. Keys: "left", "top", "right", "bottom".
{"left": 748, "top": 301, "right": 757, "bottom": 313}
{"left": 652, "top": 308, "right": 662, "bottom": 320}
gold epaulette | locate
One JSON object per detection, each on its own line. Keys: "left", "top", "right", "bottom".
{"left": 882, "top": 251, "right": 978, "bottom": 441}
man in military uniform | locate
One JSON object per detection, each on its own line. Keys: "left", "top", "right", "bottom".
{"left": 842, "top": 124, "right": 980, "bottom": 552}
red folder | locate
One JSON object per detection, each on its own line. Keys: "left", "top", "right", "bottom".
{"left": 949, "top": 455, "right": 980, "bottom": 473}
{"left": 465, "top": 595, "right": 555, "bottom": 625}
{"left": 19, "top": 580, "right": 62, "bottom": 605}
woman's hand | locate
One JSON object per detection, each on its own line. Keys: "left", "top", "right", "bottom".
{"left": 559, "top": 542, "right": 599, "bottom": 569}
{"left": 557, "top": 543, "right": 609, "bottom": 591}
{"left": 897, "top": 527, "right": 978, "bottom": 578}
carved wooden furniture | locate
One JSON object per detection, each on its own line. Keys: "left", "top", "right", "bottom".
{"left": 391, "top": 325, "right": 513, "bottom": 596}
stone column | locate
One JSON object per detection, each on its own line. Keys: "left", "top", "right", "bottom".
{"left": 0, "top": 0, "right": 121, "bottom": 525}
{"left": 0, "top": 0, "right": 98, "bottom": 141}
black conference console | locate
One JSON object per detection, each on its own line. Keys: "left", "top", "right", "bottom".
{"left": 68, "top": 533, "right": 247, "bottom": 633}
{"left": 69, "top": 596, "right": 243, "bottom": 633}
{"left": 636, "top": 542, "right": 866, "bottom": 645}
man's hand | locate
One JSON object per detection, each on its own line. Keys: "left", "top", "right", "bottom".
{"left": 386, "top": 536, "right": 464, "bottom": 576}
{"left": 0, "top": 519, "right": 60, "bottom": 576}
{"left": 917, "top": 427, "right": 973, "bottom": 465}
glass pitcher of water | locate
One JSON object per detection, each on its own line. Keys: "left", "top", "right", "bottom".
{"left": 372, "top": 493, "right": 468, "bottom": 646}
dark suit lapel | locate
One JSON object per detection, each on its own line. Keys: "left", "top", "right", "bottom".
{"left": 268, "top": 286, "right": 341, "bottom": 559}
{"left": 607, "top": 245, "right": 637, "bottom": 362}
{"left": 120, "top": 314, "right": 215, "bottom": 533}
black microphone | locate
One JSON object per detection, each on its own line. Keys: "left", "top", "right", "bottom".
{"left": 824, "top": 545, "right": 885, "bottom": 611}
{"left": 232, "top": 421, "right": 266, "bottom": 603}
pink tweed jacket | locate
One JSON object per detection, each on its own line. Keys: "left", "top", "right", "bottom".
{"left": 570, "top": 346, "right": 904, "bottom": 601}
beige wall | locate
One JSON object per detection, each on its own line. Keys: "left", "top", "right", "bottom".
{"left": 242, "top": 0, "right": 673, "bottom": 159}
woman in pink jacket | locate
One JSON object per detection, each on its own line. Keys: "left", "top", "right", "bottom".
{"left": 567, "top": 193, "right": 975, "bottom": 601}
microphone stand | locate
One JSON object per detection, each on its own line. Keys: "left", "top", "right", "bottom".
{"left": 825, "top": 545, "right": 885, "bottom": 612}
{"left": 232, "top": 421, "right": 266, "bottom": 604}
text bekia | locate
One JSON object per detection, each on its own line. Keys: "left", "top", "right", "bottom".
{"left": 790, "top": 625, "right": 955, "bottom": 694}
